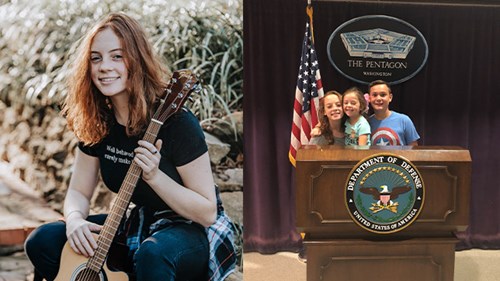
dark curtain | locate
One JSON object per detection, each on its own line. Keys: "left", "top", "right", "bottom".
{"left": 243, "top": 0, "right": 500, "bottom": 253}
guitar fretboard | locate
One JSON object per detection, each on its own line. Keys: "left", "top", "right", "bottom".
{"left": 86, "top": 120, "right": 162, "bottom": 272}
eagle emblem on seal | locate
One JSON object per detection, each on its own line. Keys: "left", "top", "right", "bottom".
{"left": 360, "top": 185, "right": 411, "bottom": 213}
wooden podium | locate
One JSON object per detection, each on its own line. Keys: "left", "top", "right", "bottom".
{"left": 296, "top": 145, "right": 471, "bottom": 281}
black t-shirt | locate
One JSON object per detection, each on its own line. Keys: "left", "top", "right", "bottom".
{"left": 78, "top": 109, "right": 208, "bottom": 211}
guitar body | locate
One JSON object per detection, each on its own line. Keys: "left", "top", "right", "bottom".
{"left": 55, "top": 234, "right": 129, "bottom": 281}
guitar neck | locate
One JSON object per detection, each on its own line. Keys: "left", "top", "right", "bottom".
{"left": 86, "top": 119, "right": 163, "bottom": 272}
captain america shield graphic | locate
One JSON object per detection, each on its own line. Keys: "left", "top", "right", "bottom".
{"left": 372, "top": 127, "right": 401, "bottom": 145}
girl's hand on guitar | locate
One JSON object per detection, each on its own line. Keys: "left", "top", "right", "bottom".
{"left": 134, "top": 139, "right": 163, "bottom": 182}
{"left": 65, "top": 215, "right": 102, "bottom": 258}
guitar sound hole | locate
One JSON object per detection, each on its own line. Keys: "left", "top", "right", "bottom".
{"left": 75, "top": 268, "right": 106, "bottom": 281}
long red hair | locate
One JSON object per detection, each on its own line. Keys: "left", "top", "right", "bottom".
{"left": 61, "top": 12, "right": 169, "bottom": 145}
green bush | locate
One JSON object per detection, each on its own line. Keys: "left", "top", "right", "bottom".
{"left": 0, "top": 0, "right": 242, "bottom": 133}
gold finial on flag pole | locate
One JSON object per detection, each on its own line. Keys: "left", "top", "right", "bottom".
{"left": 306, "top": 1, "right": 314, "bottom": 43}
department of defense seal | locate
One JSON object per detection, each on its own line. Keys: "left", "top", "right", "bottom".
{"left": 345, "top": 153, "right": 424, "bottom": 234}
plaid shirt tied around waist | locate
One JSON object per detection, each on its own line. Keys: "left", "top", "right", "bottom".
{"left": 122, "top": 188, "right": 237, "bottom": 281}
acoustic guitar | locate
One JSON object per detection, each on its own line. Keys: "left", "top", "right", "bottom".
{"left": 55, "top": 69, "right": 200, "bottom": 281}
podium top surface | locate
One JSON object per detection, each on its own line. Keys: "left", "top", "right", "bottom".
{"left": 296, "top": 145, "right": 471, "bottom": 162}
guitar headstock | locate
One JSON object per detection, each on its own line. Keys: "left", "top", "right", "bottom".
{"left": 153, "top": 69, "right": 201, "bottom": 124}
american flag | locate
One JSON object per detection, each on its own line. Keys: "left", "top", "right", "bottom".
{"left": 289, "top": 21, "right": 324, "bottom": 167}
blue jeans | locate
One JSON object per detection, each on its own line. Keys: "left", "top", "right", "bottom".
{"left": 24, "top": 214, "right": 209, "bottom": 281}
